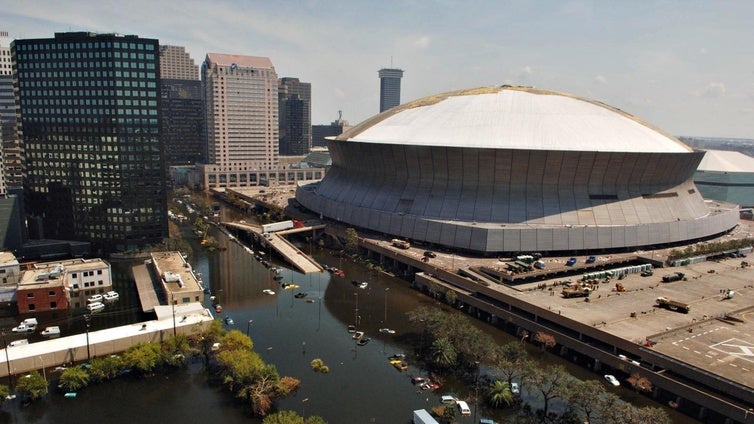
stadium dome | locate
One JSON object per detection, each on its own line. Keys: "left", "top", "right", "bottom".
{"left": 296, "top": 86, "right": 739, "bottom": 253}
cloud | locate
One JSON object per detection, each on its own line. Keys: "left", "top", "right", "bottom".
{"left": 594, "top": 75, "right": 607, "bottom": 84}
{"left": 413, "top": 36, "right": 431, "bottom": 49}
{"left": 700, "top": 82, "right": 726, "bottom": 98}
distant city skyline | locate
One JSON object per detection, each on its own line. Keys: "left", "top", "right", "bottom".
{"left": 2, "top": 1, "right": 754, "bottom": 139}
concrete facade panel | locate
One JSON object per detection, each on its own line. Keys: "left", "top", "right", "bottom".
{"left": 298, "top": 141, "right": 736, "bottom": 253}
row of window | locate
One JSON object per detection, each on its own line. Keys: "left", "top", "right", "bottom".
{"left": 18, "top": 61, "right": 156, "bottom": 71}
{"left": 26, "top": 302, "right": 57, "bottom": 311}
{"left": 24, "top": 98, "right": 157, "bottom": 108}
{"left": 22, "top": 117, "right": 159, "bottom": 125}
{"left": 23, "top": 107, "right": 158, "bottom": 116}
{"left": 15, "top": 41, "right": 156, "bottom": 51}
{"left": 208, "top": 171, "right": 322, "bottom": 183}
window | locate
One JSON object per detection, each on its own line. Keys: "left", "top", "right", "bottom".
{"left": 28, "top": 304, "right": 36, "bottom": 311}
{"left": 97, "top": 270, "right": 103, "bottom": 275}
{"left": 72, "top": 273, "right": 77, "bottom": 278}
{"left": 27, "top": 293, "right": 34, "bottom": 298}
{"left": 49, "top": 291, "right": 55, "bottom": 296}
{"left": 50, "top": 301, "right": 57, "bottom": 309}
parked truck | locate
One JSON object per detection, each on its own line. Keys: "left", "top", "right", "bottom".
{"left": 392, "top": 239, "right": 411, "bottom": 249}
{"left": 261, "top": 220, "right": 294, "bottom": 233}
{"left": 413, "top": 409, "right": 440, "bottom": 424}
{"left": 661, "top": 272, "right": 685, "bottom": 283}
{"left": 655, "top": 297, "right": 690, "bottom": 313}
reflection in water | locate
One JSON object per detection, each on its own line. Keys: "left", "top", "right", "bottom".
{"left": 0, "top": 226, "right": 690, "bottom": 423}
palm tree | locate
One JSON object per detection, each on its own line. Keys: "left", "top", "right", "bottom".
{"left": 487, "top": 380, "right": 513, "bottom": 408}
{"left": 430, "top": 337, "right": 458, "bottom": 369}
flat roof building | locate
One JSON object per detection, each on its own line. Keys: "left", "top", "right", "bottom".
{"left": 378, "top": 68, "right": 403, "bottom": 112}
{"left": 13, "top": 32, "right": 168, "bottom": 251}
{"left": 202, "top": 53, "right": 279, "bottom": 169}
{"left": 150, "top": 251, "right": 204, "bottom": 305}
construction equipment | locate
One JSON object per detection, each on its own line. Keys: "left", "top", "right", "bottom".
{"left": 662, "top": 272, "right": 685, "bottom": 283}
{"left": 561, "top": 283, "right": 592, "bottom": 298}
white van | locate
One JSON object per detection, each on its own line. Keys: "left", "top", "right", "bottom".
{"left": 9, "top": 339, "right": 29, "bottom": 347}
{"left": 456, "top": 400, "right": 471, "bottom": 416}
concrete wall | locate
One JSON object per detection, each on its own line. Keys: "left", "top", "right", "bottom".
{"left": 298, "top": 142, "right": 738, "bottom": 253}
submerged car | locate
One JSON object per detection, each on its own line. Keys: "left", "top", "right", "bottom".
{"left": 604, "top": 374, "right": 620, "bottom": 387}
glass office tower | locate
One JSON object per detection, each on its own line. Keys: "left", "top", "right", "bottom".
{"left": 12, "top": 32, "right": 167, "bottom": 251}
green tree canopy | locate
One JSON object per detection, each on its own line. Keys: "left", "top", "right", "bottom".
{"left": 123, "top": 342, "right": 163, "bottom": 374}
{"left": 59, "top": 366, "right": 90, "bottom": 392}
{"left": 16, "top": 371, "right": 48, "bottom": 401}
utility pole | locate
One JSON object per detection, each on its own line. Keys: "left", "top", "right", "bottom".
{"left": 85, "top": 314, "right": 91, "bottom": 361}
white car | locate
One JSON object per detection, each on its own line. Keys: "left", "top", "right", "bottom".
{"left": 604, "top": 374, "right": 620, "bottom": 387}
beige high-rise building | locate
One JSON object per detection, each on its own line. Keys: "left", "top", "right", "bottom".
{"left": 202, "top": 53, "right": 279, "bottom": 169}
{"left": 159, "top": 45, "right": 199, "bottom": 80}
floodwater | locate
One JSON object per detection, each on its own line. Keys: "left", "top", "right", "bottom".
{"left": 0, "top": 225, "right": 689, "bottom": 423}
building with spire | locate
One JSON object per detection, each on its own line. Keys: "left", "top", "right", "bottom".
{"left": 378, "top": 68, "right": 403, "bottom": 112}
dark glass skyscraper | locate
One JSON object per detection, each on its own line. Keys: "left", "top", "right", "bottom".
{"left": 278, "top": 77, "right": 311, "bottom": 156}
{"left": 159, "top": 45, "right": 204, "bottom": 166}
{"left": 378, "top": 68, "right": 403, "bottom": 112}
{"left": 12, "top": 32, "right": 167, "bottom": 251}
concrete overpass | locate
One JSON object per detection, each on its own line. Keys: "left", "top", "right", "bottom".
{"left": 223, "top": 222, "right": 325, "bottom": 274}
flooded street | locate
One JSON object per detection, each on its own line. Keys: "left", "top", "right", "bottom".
{"left": 0, "top": 224, "right": 687, "bottom": 423}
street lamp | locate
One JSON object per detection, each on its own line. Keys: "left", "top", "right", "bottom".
{"left": 383, "top": 287, "right": 390, "bottom": 324}
{"left": 247, "top": 319, "right": 253, "bottom": 338}
{"left": 474, "top": 361, "right": 480, "bottom": 423}
{"left": 171, "top": 292, "right": 177, "bottom": 337}
{"left": 353, "top": 292, "right": 359, "bottom": 328}
{"left": 37, "top": 356, "right": 46, "bottom": 383}
{"left": 84, "top": 314, "right": 91, "bottom": 361}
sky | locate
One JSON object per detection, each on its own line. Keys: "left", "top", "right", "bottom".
{"left": 2, "top": 0, "right": 753, "bottom": 139}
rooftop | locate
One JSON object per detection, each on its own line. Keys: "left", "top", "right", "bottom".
{"left": 150, "top": 251, "right": 202, "bottom": 296}
{"left": 338, "top": 86, "right": 691, "bottom": 154}
{"left": 205, "top": 53, "right": 274, "bottom": 69}
{"left": 697, "top": 149, "right": 754, "bottom": 173}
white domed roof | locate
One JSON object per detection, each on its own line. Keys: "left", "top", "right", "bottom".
{"left": 339, "top": 86, "right": 691, "bottom": 153}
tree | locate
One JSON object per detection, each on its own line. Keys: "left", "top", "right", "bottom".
{"left": 626, "top": 372, "right": 653, "bottom": 393}
{"left": 529, "top": 364, "right": 568, "bottom": 419}
{"left": 0, "top": 384, "right": 9, "bottom": 402}
{"left": 344, "top": 228, "right": 359, "bottom": 254}
{"left": 59, "top": 366, "right": 90, "bottom": 392}
{"left": 15, "top": 371, "right": 48, "bottom": 401}
{"left": 262, "top": 410, "right": 327, "bottom": 424}
{"left": 430, "top": 337, "right": 458, "bottom": 369}
{"left": 487, "top": 379, "right": 513, "bottom": 408}
{"left": 533, "top": 332, "right": 556, "bottom": 351}
{"left": 563, "top": 379, "right": 605, "bottom": 423}
{"left": 123, "top": 342, "right": 163, "bottom": 374}
{"left": 441, "top": 404, "right": 457, "bottom": 422}
{"left": 90, "top": 355, "right": 124, "bottom": 381}
{"left": 444, "top": 289, "right": 457, "bottom": 307}
{"left": 222, "top": 330, "right": 254, "bottom": 350}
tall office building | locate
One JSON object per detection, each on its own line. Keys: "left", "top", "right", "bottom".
{"left": 378, "top": 68, "right": 403, "bottom": 112}
{"left": 312, "top": 111, "right": 350, "bottom": 148}
{"left": 12, "top": 32, "right": 167, "bottom": 251}
{"left": 159, "top": 45, "right": 199, "bottom": 80}
{"left": 278, "top": 77, "right": 311, "bottom": 156}
{"left": 202, "top": 53, "right": 278, "bottom": 169}
{"left": 159, "top": 45, "right": 204, "bottom": 166}
{"left": 0, "top": 31, "right": 16, "bottom": 195}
